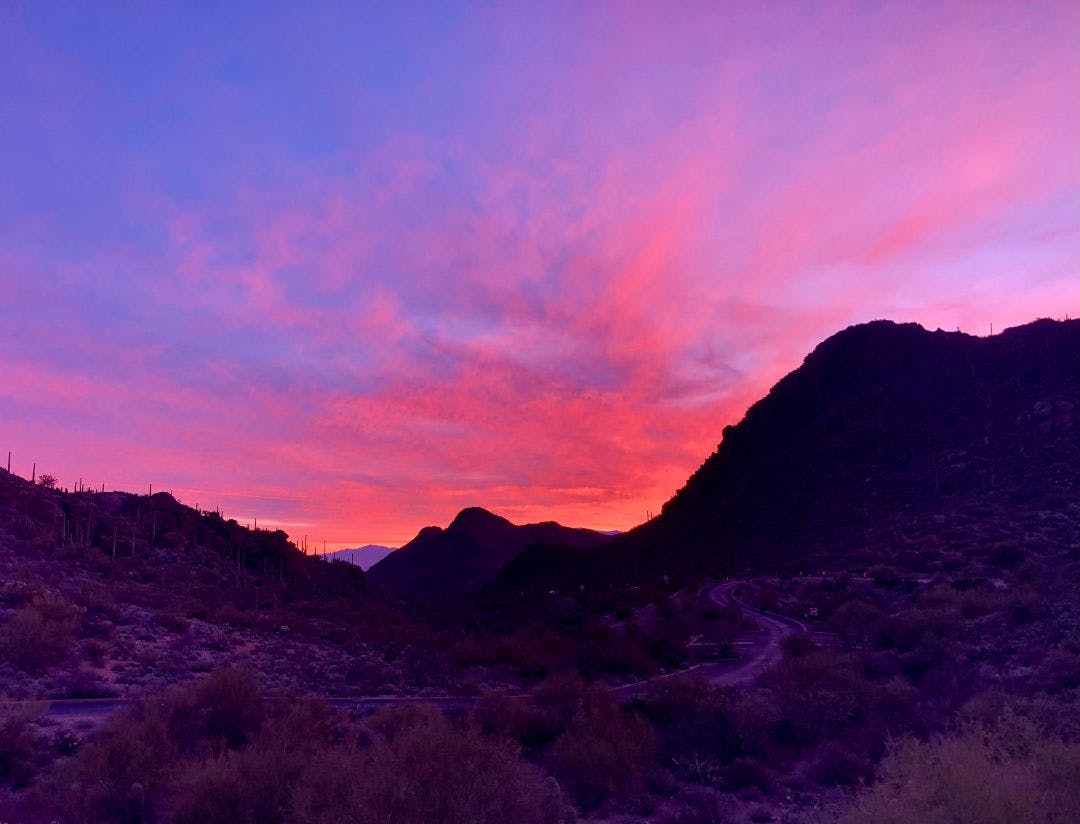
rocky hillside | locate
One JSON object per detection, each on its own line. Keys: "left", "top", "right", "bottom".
{"left": 500, "top": 318, "right": 1080, "bottom": 589}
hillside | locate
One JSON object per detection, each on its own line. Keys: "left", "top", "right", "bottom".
{"left": 0, "top": 472, "right": 449, "bottom": 701}
{"left": 500, "top": 318, "right": 1080, "bottom": 589}
{"left": 368, "top": 507, "right": 613, "bottom": 599}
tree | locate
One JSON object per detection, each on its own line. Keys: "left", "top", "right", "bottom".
{"left": 37, "top": 474, "right": 57, "bottom": 489}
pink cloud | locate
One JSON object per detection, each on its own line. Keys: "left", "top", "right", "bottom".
{"left": 2, "top": 2, "right": 1077, "bottom": 547}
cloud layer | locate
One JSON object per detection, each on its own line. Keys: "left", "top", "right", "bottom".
{"left": 2, "top": 2, "right": 1077, "bottom": 545}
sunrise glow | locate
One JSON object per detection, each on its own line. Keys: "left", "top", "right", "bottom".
{"left": 2, "top": 2, "right": 1077, "bottom": 548}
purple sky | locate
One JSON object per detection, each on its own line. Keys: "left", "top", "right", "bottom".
{"left": 2, "top": 2, "right": 1077, "bottom": 547}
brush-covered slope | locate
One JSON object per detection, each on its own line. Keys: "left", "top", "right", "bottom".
{"left": 0, "top": 471, "right": 446, "bottom": 699}
{"left": 500, "top": 318, "right": 1080, "bottom": 589}
{"left": 368, "top": 507, "right": 613, "bottom": 598}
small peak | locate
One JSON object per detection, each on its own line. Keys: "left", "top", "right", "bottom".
{"left": 449, "top": 507, "right": 510, "bottom": 529}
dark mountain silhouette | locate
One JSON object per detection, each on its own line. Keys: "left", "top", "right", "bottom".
{"left": 499, "top": 318, "right": 1080, "bottom": 590}
{"left": 368, "top": 507, "right": 613, "bottom": 598}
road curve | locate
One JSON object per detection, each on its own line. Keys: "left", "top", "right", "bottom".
{"left": 703, "top": 579, "right": 805, "bottom": 686}
{"left": 36, "top": 580, "right": 805, "bottom": 720}
{"left": 611, "top": 580, "right": 806, "bottom": 696}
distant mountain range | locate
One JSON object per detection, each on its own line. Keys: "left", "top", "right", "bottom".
{"left": 498, "top": 318, "right": 1080, "bottom": 590}
{"left": 367, "top": 507, "right": 613, "bottom": 599}
{"left": 325, "top": 544, "right": 395, "bottom": 570}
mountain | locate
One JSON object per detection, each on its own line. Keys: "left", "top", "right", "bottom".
{"left": 368, "top": 507, "right": 614, "bottom": 599}
{"left": 499, "top": 318, "right": 1080, "bottom": 590}
{"left": 326, "top": 544, "right": 395, "bottom": 570}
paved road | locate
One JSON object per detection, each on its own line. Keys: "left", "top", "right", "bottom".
{"left": 38, "top": 694, "right": 478, "bottom": 721}
{"left": 702, "top": 579, "right": 806, "bottom": 685}
{"left": 611, "top": 580, "right": 807, "bottom": 696}
{"left": 36, "top": 580, "right": 806, "bottom": 721}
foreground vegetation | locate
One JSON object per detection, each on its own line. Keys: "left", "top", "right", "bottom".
{"left": 2, "top": 666, "right": 1077, "bottom": 823}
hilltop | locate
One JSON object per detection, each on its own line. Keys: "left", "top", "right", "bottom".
{"left": 369, "top": 507, "right": 613, "bottom": 599}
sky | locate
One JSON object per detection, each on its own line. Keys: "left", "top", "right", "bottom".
{"left": 1, "top": 2, "right": 1078, "bottom": 548}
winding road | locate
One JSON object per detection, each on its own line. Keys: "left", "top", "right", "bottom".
{"left": 611, "top": 580, "right": 806, "bottom": 696}
{"left": 35, "top": 580, "right": 806, "bottom": 721}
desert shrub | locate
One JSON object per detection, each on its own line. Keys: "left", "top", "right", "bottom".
{"left": 806, "top": 742, "right": 872, "bottom": 787}
{"left": 0, "top": 700, "right": 45, "bottom": 787}
{"left": 780, "top": 632, "right": 818, "bottom": 658}
{"left": 55, "top": 668, "right": 117, "bottom": 698}
{"left": 41, "top": 668, "right": 265, "bottom": 822}
{"left": 292, "top": 707, "right": 570, "bottom": 824}
{"left": 652, "top": 794, "right": 732, "bottom": 824}
{"left": 45, "top": 695, "right": 179, "bottom": 822}
{"left": 160, "top": 612, "right": 190, "bottom": 634}
{"left": 636, "top": 677, "right": 737, "bottom": 783}
{"left": 1036, "top": 648, "right": 1080, "bottom": 693}
{"left": 83, "top": 637, "right": 109, "bottom": 666}
{"left": 727, "top": 689, "right": 783, "bottom": 757}
{"left": 168, "top": 745, "right": 296, "bottom": 824}
{"left": 999, "top": 587, "right": 1043, "bottom": 624}
{"left": 831, "top": 597, "right": 885, "bottom": 648}
{"left": 837, "top": 719, "right": 1080, "bottom": 824}
{"left": 576, "top": 625, "right": 656, "bottom": 675}
{"left": 766, "top": 651, "right": 869, "bottom": 745}
{"left": 870, "top": 677, "right": 918, "bottom": 728}
{"left": 471, "top": 693, "right": 562, "bottom": 749}
{"left": 0, "top": 591, "right": 81, "bottom": 671}
{"left": 722, "top": 756, "right": 775, "bottom": 794}
{"left": 543, "top": 692, "right": 654, "bottom": 810}
{"left": 866, "top": 565, "right": 902, "bottom": 588}
{"left": 987, "top": 541, "right": 1025, "bottom": 567}
{"left": 530, "top": 676, "right": 600, "bottom": 731}
{"left": 168, "top": 699, "right": 333, "bottom": 824}
{"left": 186, "top": 667, "right": 263, "bottom": 750}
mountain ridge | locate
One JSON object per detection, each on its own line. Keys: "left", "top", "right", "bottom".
{"left": 368, "top": 506, "right": 614, "bottom": 599}
{"left": 497, "top": 317, "right": 1080, "bottom": 591}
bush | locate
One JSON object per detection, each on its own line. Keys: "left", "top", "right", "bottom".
{"left": 187, "top": 668, "right": 263, "bottom": 750}
{"left": 867, "top": 565, "right": 902, "bottom": 588}
{"left": 292, "top": 708, "right": 570, "bottom": 824}
{"left": 44, "top": 694, "right": 179, "bottom": 822}
{"left": 168, "top": 699, "right": 333, "bottom": 824}
{"left": 837, "top": 720, "right": 1080, "bottom": 824}
{"left": 0, "top": 700, "right": 45, "bottom": 787}
{"left": 40, "top": 668, "right": 264, "bottom": 822}
{"left": 806, "top": 742, "right": 872, "bottom": 787}
{"left": 471, "top": 693, "right": 562, "bottom": 749}
{"left": 542, "top": 689, "right": 654, "bottom": 810}
{"left": 0, "top": 591, "right": 80, "bottom": 671}
{"left": 780, "top": 632, "right": 817, "bottom": 658}
{"left": 766, "top": 650, "right": 869, "bottom": 745}
{"left": 636, "top": 677, "right": 737, "bottom": 783}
